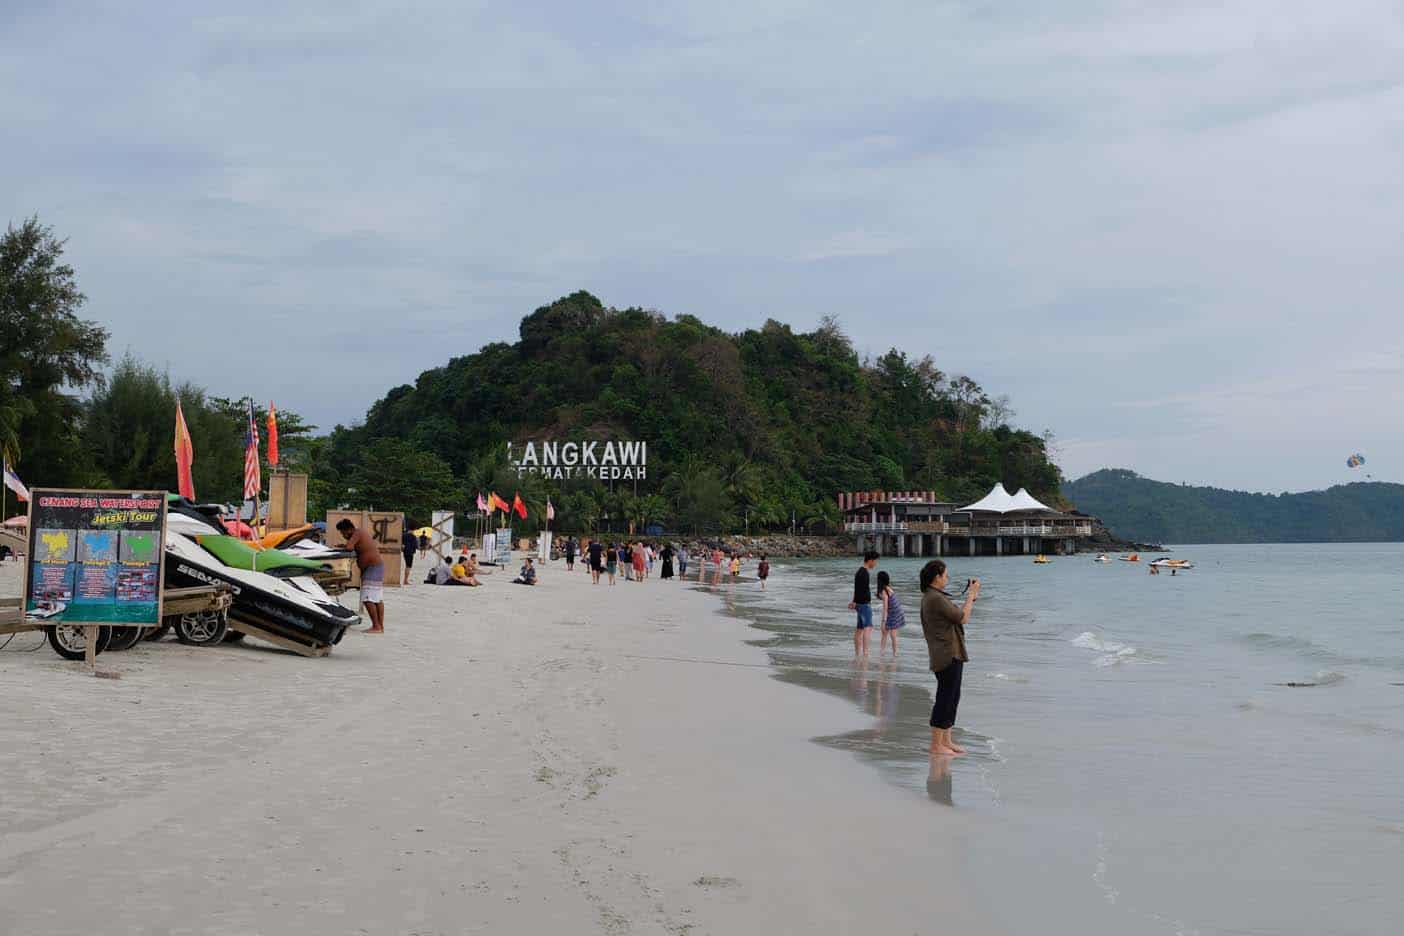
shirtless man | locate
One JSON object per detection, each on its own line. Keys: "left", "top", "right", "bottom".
{"left": 338, "top": 518, "right": 386, "bottom": 633}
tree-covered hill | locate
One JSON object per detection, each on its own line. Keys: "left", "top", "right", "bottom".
{"left": 2, "top": 221, "right": 1065, "bottom": 531}
{"left": 1064, "top": 469, "right": 1404, "bottom": 543}
{"left": 318, "top": 291, "right": 1066, "bottom": 531}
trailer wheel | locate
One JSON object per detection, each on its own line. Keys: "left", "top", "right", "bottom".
{"left": 174, "top": 609, "right": 228, "bottom": 646}
{"left": 47, "top": 624, "right": 112, "bottom": 661}
{"left": 105, "top": 626, "right": 145, "bottom": 651}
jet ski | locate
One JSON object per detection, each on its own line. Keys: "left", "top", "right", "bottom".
{"left": 164, "top": 497, "right": 359, "bottom": 650}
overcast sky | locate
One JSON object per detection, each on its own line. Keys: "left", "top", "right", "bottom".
{"left": 5, "top": 2, "right": 1402, "bottom": 493}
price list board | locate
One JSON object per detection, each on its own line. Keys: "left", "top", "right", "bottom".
{"left": 24, "top": 489, "right": 167, "bottom": 625}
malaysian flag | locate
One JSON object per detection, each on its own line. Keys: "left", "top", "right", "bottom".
{"left": 243, "top": 401, "right": 261, "bottom": 500}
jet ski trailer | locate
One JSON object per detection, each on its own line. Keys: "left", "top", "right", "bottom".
{"left": 164, "top": 498, "right": 360, "bottom": 655}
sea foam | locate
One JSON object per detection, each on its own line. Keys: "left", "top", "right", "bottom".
{"left": 1072, "top": 631, "right": 1142, "bottom": 666}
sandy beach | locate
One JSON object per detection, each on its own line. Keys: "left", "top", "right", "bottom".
{"left": 0, "top": 559, "right": 992, "bottom": 935}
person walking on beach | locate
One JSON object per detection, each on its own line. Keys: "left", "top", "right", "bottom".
{"left": 677, "top": 545, "right": 689, "bottom": 577}
{"left": 757, "top": 554, "right": 770, "bottom": 590}
{"left": 876, "top": 570, "right": 905, "bottom": 656}
{"left": 338, "top": 518, "right": 386, "bottom": 634}
{"left": 660, "top": 543, "right": 675, "bottom": 580}
{"left": 919, "top": 559, "right": 978, "bottom": 756}
{"left": 848, "top": 550, "right": 878, "bottom": 656}
{"left": 605, "top": 543, "right": 619, "bottom": 585}
{"left": 401, "top": 527, "right": 418, "bottom": 586}
{"left": 564, "top": 536, "right": 576, "bottom": 571}
{"left": 632, "top": 542, "right": 647, "bottom": 582}
{"left": 418, "top": 532, "right": 429, "bottom": 560}
{"left": 588, "top": 539, "right": 604, "bottom": 584}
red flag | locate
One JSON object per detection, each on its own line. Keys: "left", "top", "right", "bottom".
{"left": 512, "top": 493, "right": 528, "bottom": 520}
{"left": 174, "top": 401, "right": 196, "bottom": 499}
{"left": 266, "top": 402, "right": 279, "bottom": 467}
{"left": 489, "top": 492, "right": 508, "bottom": 514}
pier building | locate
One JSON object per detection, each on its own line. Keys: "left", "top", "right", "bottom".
{"left": 839, "top": 485, "right": 1096, "bottom": 557}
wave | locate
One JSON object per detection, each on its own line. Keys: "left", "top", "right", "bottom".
{"left": 1071, "top": 631, "right": 1146, "bottom": 667}
{"left": 1237, "top": 632, "right": 1404, "bottom": 673}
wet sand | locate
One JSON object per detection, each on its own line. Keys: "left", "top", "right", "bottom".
{"left": 0, "top": 560, "right": 994, "bottom": 935}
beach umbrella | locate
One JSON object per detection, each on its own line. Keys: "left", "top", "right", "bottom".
{"left": 412, "top": 526, "right": 435, "bottom": 538}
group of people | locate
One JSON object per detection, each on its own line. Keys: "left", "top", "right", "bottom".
{"left": 849, "top": 550, "right": 981, "bottom": 757}
{"left": 558, "top": 537, "right": 771, "bottom": 589}
{"left": 562, "top": 537, "right": 677, "bottom": 585}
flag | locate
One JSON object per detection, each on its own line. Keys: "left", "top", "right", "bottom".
{"left": 490, "top": 492, "right": 510, "bottom": 514}
{"left": 2, "top": 460, "right": 29, "bottom": 502}
{"left": 243, "top": 401, "right": 261, "bottom": 500}
{"left": 546, "top": 498, "right": 555, "bottom": 522}
{"left": 173, "top": 401, "right": 196, "bottom": 499}
{"left": 476, "top": 492, "right": 488, "bottom": 513}
{"left": 512, "top": 492, "right": 528, "bottom": 520}
{"left": 266, "top": 402, "right": 279, "bottom": 467}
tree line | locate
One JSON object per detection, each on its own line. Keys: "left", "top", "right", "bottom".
{"left": 3, "top": 218, "right": 1068, "bottom": 531}
{"left": 1064, "top": 469, "right": 1404, "bottom": 543}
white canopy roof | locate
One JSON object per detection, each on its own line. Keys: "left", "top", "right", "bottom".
{"left": 959, "top": 483, "right": 1056, "bottom": 514}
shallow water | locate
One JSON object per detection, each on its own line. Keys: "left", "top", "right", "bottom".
{"left": 707, "top": 544, "right": 1404, "bottom": 936}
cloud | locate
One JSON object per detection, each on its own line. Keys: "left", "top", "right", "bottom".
{"left": 2, "top": 1, "right": 1402, "bottom": 492}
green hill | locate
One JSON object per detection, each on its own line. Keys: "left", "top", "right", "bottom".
{"left": 317, "top": 291, "right": 1066, "bottom": 531}
{"left": 1064, "top": 469, "right": 1404, "bottom": 543}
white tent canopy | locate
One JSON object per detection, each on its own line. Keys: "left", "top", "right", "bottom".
{"left": 959, "top": 483, "right": 1056, "bottom": 514}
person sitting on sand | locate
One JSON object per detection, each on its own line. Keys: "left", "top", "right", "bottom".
{"left": 449, "top": 555, "right": 482, "bottom": 586}
{"left": 512, "top": 557, "right": 537, "bottom": 586}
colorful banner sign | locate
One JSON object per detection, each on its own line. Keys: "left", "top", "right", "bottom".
{"left": 25, "top": 489, "right": 166, "bottom": 625}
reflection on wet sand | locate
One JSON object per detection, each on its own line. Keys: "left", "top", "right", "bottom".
{"left": 927, "top": 754, "right": 954, "bottom": 806}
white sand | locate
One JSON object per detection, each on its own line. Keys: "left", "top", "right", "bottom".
{"left": 0, "top": 559, "right": 994, "bottom": 934}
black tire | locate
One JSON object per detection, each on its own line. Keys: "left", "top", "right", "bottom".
{"left": 221, "top": 630, "right": 246, "bottom": 643}
{"left": 144, "top": 622, "right": 172, "bottom": 641}
{"left": 47, "top": 624, "right": 112, "bottom": 661}
{"left": 174, "top": 609, "right": 228, "bottom": 646}
{"left": 105, "top": 626, "right": 145, "bottom": 652}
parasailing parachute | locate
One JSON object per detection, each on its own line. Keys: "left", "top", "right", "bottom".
{"left": 1346, "top": 453, "right": 1366, "bottom": 469}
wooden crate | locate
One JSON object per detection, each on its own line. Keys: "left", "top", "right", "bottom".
{"left": 267, "top": 473, "right": 309, "bottom": 531}
{"left": 325, "top": 510, "right": 405, "bottom": 588}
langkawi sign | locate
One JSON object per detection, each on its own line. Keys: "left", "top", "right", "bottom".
{"left": 507, "top": 440, "right": 647, "bottom": 480}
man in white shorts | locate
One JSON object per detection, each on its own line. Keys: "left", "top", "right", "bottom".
{"left": 337, "top": 518, "right": 386, "bottom": 633}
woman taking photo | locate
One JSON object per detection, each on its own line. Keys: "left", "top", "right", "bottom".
{"left": 919, "top": 560, "right": 979, "bottom": 756}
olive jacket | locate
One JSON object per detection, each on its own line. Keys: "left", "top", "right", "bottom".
{"left": 920, "top": 588, "right": 969, "bottom": 673}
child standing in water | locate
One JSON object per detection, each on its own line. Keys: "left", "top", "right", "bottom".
{"left": 757, "top": 555, "right": 770, "bottom": 590}
{"left": 876, "top": 570, "right": 905, "bottom": 656}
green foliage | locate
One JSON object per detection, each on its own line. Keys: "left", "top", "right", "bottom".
{"left": 327, "top": 291, "right": 1065, "bottom": 531}
{"left": 1065, "top": 469, "right": 1404, "bottom": 543}
{"left": 82, "top": 355, "right": 320, "bottom": 505}
{"left": 0, "top": 217, "right": 109, "bottom": 503}
{"left": 346, "top": 439, "right": 458, "bottom": 526}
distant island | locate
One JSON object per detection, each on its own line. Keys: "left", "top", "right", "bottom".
{"left": 1064, "top": 469, "right": 1404, "bottom": 543}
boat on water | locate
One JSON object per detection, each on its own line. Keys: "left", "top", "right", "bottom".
{"left": 1033, "top": 555, "right": 1052, "bottom": 564}
{"left": 1119, "top": 553, "right": 1140, "bottom": 562}
{"left": 1149, "top": 557, "right": 1193, "bottom": 570}
{"left": 164, "top": 497, "right": 359, "bottom": 649}
{"left": 1093, "top": 554, "right": 1111, "bottom": 563}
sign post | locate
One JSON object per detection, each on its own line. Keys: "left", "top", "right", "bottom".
{"left": 24, "top": 489, "right": 167, "bottom": 671}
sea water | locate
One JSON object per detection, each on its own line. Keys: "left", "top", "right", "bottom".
{"left": 713, "top": 544, "right": 1404, "bottom": 935}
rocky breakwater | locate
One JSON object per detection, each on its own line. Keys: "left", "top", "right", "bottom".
{"left": 680, "top": 534, "right": 853, "bottom": 559}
